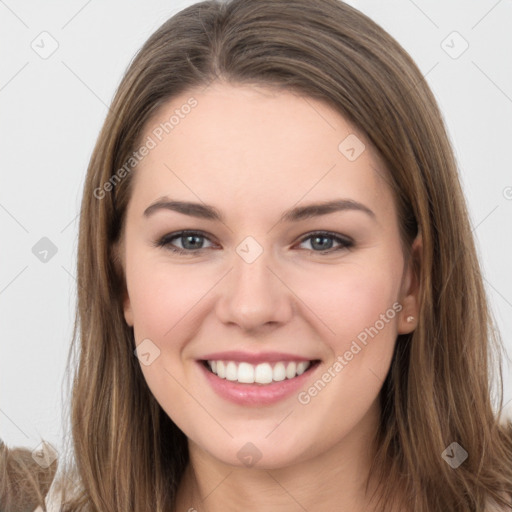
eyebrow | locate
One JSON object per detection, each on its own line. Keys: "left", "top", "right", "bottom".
{"left": 143, "top": 197, "right": 376, "bottom": 222}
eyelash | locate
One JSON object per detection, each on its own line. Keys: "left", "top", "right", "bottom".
{"left": 153, "top": 230, "right": 354, "bottom": 256}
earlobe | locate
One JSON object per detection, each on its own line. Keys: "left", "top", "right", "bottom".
{"left": 397, "top": 234, "right": 422, "bottom": 334}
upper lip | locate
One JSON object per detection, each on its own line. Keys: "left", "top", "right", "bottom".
{"left": 199, "top": 351, "right": 318, "bottom": 365}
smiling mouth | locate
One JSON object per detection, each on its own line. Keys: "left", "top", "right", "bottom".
{"left": 201, "top": 359, "right": 321, "bottom": 385}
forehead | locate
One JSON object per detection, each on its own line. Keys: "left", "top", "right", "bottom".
{"left": 129, "top": 82, "right": 394, "bottom": 222}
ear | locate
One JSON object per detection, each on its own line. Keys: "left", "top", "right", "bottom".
{"left": 397, "top": 233, "right": 422, "bottom": 334}
{"left": 123, "top": 290, "right": 134, "bottom": 328}
{"left": 111, "top": 237, "right": 134, "bottom": 327}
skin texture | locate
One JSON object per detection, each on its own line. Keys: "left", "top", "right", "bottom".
{"left": 119, "top": 82, "right": 421, "bottom": 512}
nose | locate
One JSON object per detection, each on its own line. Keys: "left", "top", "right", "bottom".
{"left": 215, "top": 241, "right": 294, "bottom": 333}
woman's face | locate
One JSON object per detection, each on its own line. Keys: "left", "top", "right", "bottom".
{"left": 119, "top": 82, "right": 419, "bottom": 469}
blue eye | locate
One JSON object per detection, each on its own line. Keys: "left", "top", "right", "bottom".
{"left": 154, "top": 230, "right": 353, "bottom": 255}
{"left": 154, "top": 230, "right": 215, "bottom": 255}
{"left": 297, "top": 231, "right": 353, "bottom": 253}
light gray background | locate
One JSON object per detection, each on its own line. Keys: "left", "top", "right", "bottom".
{"left": 1, "top": 0, "right": 511, "bottom": 458}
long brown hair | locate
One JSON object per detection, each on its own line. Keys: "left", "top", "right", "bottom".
{"left": 47, "top": 0, "right": 512, "bottom": 510}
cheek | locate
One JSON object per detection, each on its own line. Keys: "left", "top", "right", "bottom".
{"left": 125, "top": 256, "right": 210, "bottom": 422}
{"left": 291, "top": 262, "right": 401, "bottom": 444}
{"left": 297, "top": 258, "right": 402, "bottom": 348}
{"left": 126, "top": 252, "right": 214, "bottom": 341}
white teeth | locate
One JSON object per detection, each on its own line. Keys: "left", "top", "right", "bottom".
{"left": 273, "top": 362, "right": 286, "bottom": 381}
{"left": 226, "top": 361, "right": 238, "bottom": 381}
{"left": 238, "top": 362, "right": 255, "bottom": 383}
{"left": 285, "top": 362, "right": 297, "bottom": 379}
{"left": 255, "top": 363, "right": 273, "bottom": 384}
{"left": 206, "top": 360, "right": 313, "bottom": 384}
{"left": 296, "top": 362, "right": 308, "bottom": 375}
{"left": 217, "top": 361, "right": 226, "bottom": 378}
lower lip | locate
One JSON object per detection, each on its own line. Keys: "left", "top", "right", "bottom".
{"left": 197, "top": 360, "right": 321, "bottom": 406}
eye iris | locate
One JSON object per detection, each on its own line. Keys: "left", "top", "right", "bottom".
{"left": 311, "top": 235, "right": 333, "bottom": 251}
{"left": 182, "top": 234, "right": 203, "bottom": 250}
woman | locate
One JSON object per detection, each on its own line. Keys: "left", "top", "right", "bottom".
{"left": 39, "top": 0, "right": 512, "bottom": 510}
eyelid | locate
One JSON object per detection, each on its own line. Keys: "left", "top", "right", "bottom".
{"left": 294, "top": 231, "right": 354, "bottom": 253}
{"left": 296, "top": 230, "right": 353, "bottom": 246}
{"left": 154, "top": 230, "right": 217, "bottom": 251}
{"left": 154, "top": 229, "right": 354, "bottom": 255}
